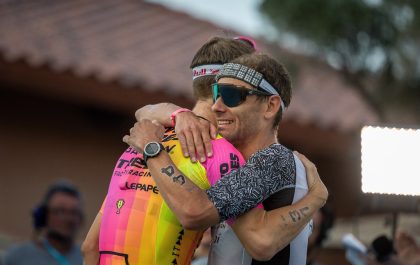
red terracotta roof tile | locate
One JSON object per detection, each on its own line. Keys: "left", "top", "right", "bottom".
{"left": 0, "top": 0, "right": 378, "bottom": 131}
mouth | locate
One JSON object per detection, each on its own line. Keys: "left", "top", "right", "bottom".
{"left": 217, "top": 120, "right": 233, "bottom": 126}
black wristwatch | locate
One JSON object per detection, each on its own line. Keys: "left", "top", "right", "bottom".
{"left": 143, "top": 141, "right": 165, "bottom": 163}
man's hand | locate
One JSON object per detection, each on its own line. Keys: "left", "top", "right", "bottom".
{"left": 175, "top": 112, "right": 217, "bottom": 163}
{"left": 294, "top": 151, "right": 328, "bottom": 205}
{"left": 123, "top": 119, "right": 165, "bottom": 153}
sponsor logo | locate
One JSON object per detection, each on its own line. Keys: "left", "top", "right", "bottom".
{"left": 220, "top": 153, "right": 240, "bottom": 177}
{"left": 125, "top": 147, "right": 139, "bottom": 155}
{"left": 116, "top": 199, "right": 125, "bottom": 214}
{"left": 171, "top": 229, "right": 185, "bottom": 264}
{"left": 125, "top": 169, "right": 152, "bottom": 177}
{"left": 117, "top": 157, "right": 146, "bottom": 169}
{"left": 125, "top": 182, "right": 159, "bottom": 194}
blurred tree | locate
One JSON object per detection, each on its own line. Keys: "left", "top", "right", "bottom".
{"left": 260, "top": 0, "right": 420, "bottom": 122}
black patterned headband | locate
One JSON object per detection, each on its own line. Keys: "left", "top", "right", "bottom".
{"left": 216, "top": 63, "right": 286, "bottom": 111}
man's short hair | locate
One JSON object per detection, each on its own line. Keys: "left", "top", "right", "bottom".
{"left": 190, "top": 37, "right": 255, "bottom": 100}
{"left": 229, "top": 53, "right": 292, "bottom": 129}
{"left": 43, "top": 181, "right": 81, "bottom": 205}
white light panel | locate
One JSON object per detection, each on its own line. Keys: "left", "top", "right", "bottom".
{"left": 361, "top": 126, "right": 420, "bottom": 196}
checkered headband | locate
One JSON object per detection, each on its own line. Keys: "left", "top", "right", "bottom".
{"left": 216, "top": 63, "right": 286, "bottom": 111}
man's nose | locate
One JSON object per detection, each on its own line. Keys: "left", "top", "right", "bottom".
{"left": 211, "top": 97, "right": 226, "bottom": 113}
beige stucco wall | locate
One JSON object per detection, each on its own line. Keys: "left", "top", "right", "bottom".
{"left": 0, "top": 89, "right": 132, "bottom": 243}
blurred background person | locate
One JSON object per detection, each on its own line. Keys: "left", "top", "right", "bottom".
{"left": 361, "top": 235, "right": 402, "bottom": 265}
{"left": 358, "top": 232, "right": 420, "bottom": 265}
{"left": 394, "top": 231, "right": 420, "bottom": 265}
{"left": 3, "top": 181, "right": 84, "bottom": 265}
{"left": 307, "top": 206, "right": 335, "bottom": 265}
{"left": 343, "top": 232, "right": 420, "bottom": 265}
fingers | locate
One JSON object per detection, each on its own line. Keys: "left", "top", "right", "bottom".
{"left": 191, "top": 126, "right": 206, "bottom": 162}
{"left": 294, "top": 150, "right": 328, "bottom": 203}
{"left": 294, "top": 151, "right": 316, "bottom": 187}
{"left": 184, "top": 129, "right": 197, "bottom": 163}
{"left": 151, "top": 119, "right": 165, "bottom": 131}
{"left": 210, "top": 123, "right": 218, "bottom": 139}
{"left": 152, "top": 120, "right": 165, "bottom": 136}
{"left": 122, "top": 135, "right": 130, "bottom": 144}
{"left": 122, "top": 134, "right": 138, "bottom": 151}
{"left": 175, "top": 113, "right": 214, "bottom": 162}
{"left": 177, "top": 132, "right": 189, "bottom": 158}
{"left": 189, "top": 119, "right": 215, "bottom": 162}
{"left": 201, "top": 127, "right": 213, "bottom": 158}
{"left": 123, "top": 119, "right": 163, "bottom": 153}
{"left": 293, "top": 151, "right": 316, "bottom": 171}
{"left": 198, "top": 119, "right": 214, "bottom": 157}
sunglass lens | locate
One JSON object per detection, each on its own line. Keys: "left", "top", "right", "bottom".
{"left": 212, "top": 84, "right": 219, "bottom": 103}
{"left": 219, "top": 85, "right": 243, "bottom": 107}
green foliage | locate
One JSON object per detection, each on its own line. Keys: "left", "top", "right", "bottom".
{"left": 260, "top": 0, "right": 420, "bottom": 120}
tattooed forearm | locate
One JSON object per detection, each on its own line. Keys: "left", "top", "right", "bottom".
{"left": 289, "top": 211, "right": 300, "bottom": 222}
{"left": 161, "top": 165, "right": 186, "bottom": 185}
{"left": 289, "top": 206, "right": 310, "bottom": 222}
{"left": 173, "top": 175, "right": 186, "bottom": 185}
{"left": 161, "top": 165, "right": 175, "bottom": 176}
{"left": 299, "top": 206, "right": 309, "bottom": 216}
{"left": 185, "top": 183, "right": 199, "bottom": 193}
{"left": 160, "top": 165, "right": 191, "bottom": 188}
{"left": 279, "top": 215, "right": 289, "bottom": 228}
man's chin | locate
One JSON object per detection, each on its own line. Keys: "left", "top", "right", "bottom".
{"left": 221, "top": 133, "right": 236, "bottom": 143}
{"left": 47, "top": 229, "right": 74, "bottom": 242}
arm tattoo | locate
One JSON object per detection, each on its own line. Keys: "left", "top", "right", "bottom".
{"left": 280, "top": 215, "right": 288, "bottom": 228}
{"left": 289, "top": 207, "right": 310, "bottom": 222}
{"left": 161, "top": 165, "right": 175, "bottom": 176}
{"left": 281, "top": 215, "right": 287, "bottom": 222}
{"left": 289, "top": 210, "right": 301, "bottom": 222}
{"left": 173, "top": 175, "right": 186, "bottom": 185}
{"left": 160, "top": 165, "right": 187, "bottom": 186}
{"left": 299, "top": 206, "right": 309, "bottom": 217}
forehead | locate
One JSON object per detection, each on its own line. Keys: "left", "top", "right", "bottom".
{"left": 48, "top": 192, "right": 80, "bottom": 208}
{"left": 217, "top": 77, "right": 253, "bottom": 89}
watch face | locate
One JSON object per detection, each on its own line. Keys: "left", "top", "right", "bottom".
{"left": 144, "top": 142, "right": 160, "bottom": 156}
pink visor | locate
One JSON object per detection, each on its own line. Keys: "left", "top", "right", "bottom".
{"left": 234, "top": 36, "right": 259, "bottom": 51}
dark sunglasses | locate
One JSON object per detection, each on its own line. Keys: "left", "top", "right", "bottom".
{"left": 212, "top": 83, "right": 272, "bottom": 108}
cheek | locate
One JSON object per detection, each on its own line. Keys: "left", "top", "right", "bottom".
{"left": 241, "top": 109, "right": 259, "bottom": 126}
{"left": 235, "top": 115, "right": 252, "bottom": 137}
{"left": 47, "top": 215, "right": 61, "bottom": 228}
{"left": 47, "top": 214, "right": 81, "bottom": 228}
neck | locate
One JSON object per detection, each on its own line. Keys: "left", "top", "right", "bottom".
{"left": 192, "top": 99, "right": 216, "bottom": 126}
{"left": 45, "top": 231, "right": 73, "bottom": 254}
{"left": 236, "top": 127, "right": 278, "bottom": 160}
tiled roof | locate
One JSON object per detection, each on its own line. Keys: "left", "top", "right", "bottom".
{"left": 0, "top": 0, "right": 223, "bottom": 97}
{"left": 0, "top": 0, "right": 378, "bottom": 131}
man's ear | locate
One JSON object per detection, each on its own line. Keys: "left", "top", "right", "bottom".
{"left": 264, "top": 95, "right": 281, "bottom": 120}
